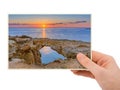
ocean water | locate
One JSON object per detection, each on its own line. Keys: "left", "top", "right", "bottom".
{"left": 9, "top": 27, "right": 91, "bottom": 42}
{"left": 40, "top": 46, "right": 65, "bottom": 64}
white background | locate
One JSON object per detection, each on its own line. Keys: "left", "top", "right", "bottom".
{"left": 0, "top": 0, "right": 120, "bottom": 90}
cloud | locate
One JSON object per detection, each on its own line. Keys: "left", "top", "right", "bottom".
{"left": 68, "top": 21, "right": 87, "bottom": 24}
{"left": 48, "top": 20, "right": 87, "bottom": 25}
{"left": 9, "top": 23, "right": 30, "bottom": 25}
{"left": 48, "top": 22, "right": 64, "bottom": 25}
{"left": 9, "top": 20, "right": 87, "bottom": 27}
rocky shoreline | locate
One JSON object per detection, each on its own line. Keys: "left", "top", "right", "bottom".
{"left": 9, "top": 35, "right": 91, "bottom": 69}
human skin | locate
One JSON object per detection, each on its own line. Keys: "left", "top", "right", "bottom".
{"left": 71, "top": 51, "right": 120, "bottom": 90}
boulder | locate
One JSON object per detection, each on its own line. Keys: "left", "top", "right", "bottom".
{"left": 19, "top": 44, "right": 41, "bottom": 65}
{"left": 66, "top": 52, "right": 76, "bottom": 59}
{"left": 15, "top": 38, "right": 31, "bottom": 44}
{"left": 9, "top": 40, "right": 42, "bottom": 65}
{"left": 19, "top": 35, "right": 32, "bottom": 38}
{"left": 9, "top": 40, "right": 18, "bottom": 61}
{"left": 21, "top": 45, "right": 31, "bottom": 51}
{"left": 51, "top": 46, "right": 63, "bottom": 54}
{"left": 21, "top": 50, "right": 35, "bottom": 64}
{"left": 31, "top": 46, "right": 41, "bottom": 65}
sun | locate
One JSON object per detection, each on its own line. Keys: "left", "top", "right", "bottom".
{"left": 42, "top": 24, "right": 46, "bottom": 28}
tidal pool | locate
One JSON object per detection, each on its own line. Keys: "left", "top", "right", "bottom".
{"left": 39, "top": 46, "right": 65, "bottom": 64}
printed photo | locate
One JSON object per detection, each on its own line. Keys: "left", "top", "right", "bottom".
{"left": 9, "top": 14, "right": 91, "bottom": 69}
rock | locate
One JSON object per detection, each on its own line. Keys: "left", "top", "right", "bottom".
{"left": 9, "top": 40, "right": 16, "bottom": 44}
{"left": 51, "top": 46, "right": 63, "bottom": 54}
{"left": 22, "top": 50, "right": 35, "bottom": 64}
{"left": 31, "top": 46, "right": 41, "bottom": 65}
{"left": 19, "top": 44, "right": 41, "bottom": 65}
{"left": 9, "top": 58, "right": 24, "bottom": 64}
{"left": 53, "top": 60, "right": 63, "bottom": 63}
{"left": 86, "top": 52, "right": 91, "bottom": 58}
{"left": 9, "top": 35, "right": 90, "bottom": 69}
{"left": 9, "top": 40, "right": 18, "bottom": 61}
{"left": 66, "top": 52, "right": 77, "bottom": 59}
{"left": 9, "top": 54, "right": 14, "bottom": 61}
{"left": 19, "top": 35, "right": 32, "bottom": 38}
{"left": 78, "top": 44, "right": 88, "bottom": 47}
{"left": 21, "top": 45, "right": 30, "bottom": 51}
{"left": 15, "top": 38, "right": 31, "bottom": 44}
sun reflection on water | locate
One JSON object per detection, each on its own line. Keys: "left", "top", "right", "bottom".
{"left": 40, "top": 46, "right": 52, "bottom": 54}
{"left": 42, "top": 28, "right": 47, "bottom": 38}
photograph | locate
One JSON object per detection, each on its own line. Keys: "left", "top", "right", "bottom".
{"left": 9, "top": 14, "right": 91, "bottom": 69}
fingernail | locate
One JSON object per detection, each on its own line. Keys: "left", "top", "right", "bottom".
{"left": 77, "top": 53, "right": 85, "bottom": 60}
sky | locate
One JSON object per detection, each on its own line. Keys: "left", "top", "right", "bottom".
{"left": 9, "top": 14, "right": 90, "bottom": 28}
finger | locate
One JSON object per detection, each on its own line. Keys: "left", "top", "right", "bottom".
{"left": 71, "top": 70, "right": 94, "bottom": 78}
{"left": 71, "top": 70, "right": 79, "bottom": 73}
{"left": 77, "top": 53, "right": 102, "bottom": 75}
{"left": 92, "top": 51, "right": 118, "bottom": 69}
{"left": 92, "top": 51, "right": 108, "bottom": 62}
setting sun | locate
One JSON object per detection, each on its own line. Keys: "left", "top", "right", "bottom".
{"left": 42, "top": 24, "right": 46, "bottom": 28}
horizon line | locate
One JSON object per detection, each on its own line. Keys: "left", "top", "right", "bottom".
{"left": 9, "top": 27, "right": 91, "bottom": 28}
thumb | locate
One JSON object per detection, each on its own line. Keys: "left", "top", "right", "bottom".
{"left": 77, "top": 53, "right": 102, "bottom": 75}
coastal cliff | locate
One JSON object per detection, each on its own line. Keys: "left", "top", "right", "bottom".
{"left": 9, "top": 35, "right": 91, "bottom": 69}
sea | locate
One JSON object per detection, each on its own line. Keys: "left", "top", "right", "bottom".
{"left": 9, "top": 27, "right": 91, "bottom": 42}
{"left": 39, "top": 46, "right": 66, "bottom": 64}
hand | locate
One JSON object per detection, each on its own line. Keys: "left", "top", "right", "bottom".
{"left": 71, "top": 51, "right": 120, "bottom": 90}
